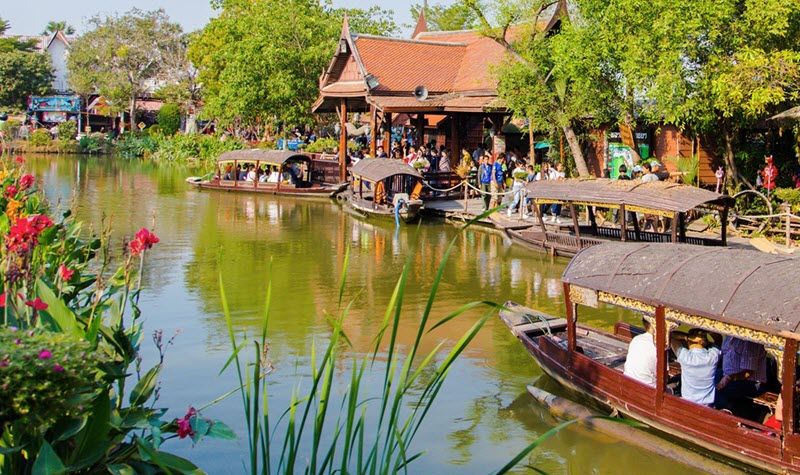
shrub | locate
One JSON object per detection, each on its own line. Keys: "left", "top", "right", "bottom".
{"left": 78, "top": 132, "right": 106, "bottom": 154}
{"left": 56, "top": 120, "right": 77, "bottom": 141}
{"left": 151, "top": 133, "right": 244, "bottom": 164}
{"left": 157, "top": 103, "right": 181, "bottom": 136}
{"left": 29, "top": 128, "right": 51, "bottom": 147}
{"left": 117, "top": 132, "right": 157, "bottom": 158}
{"left": 305, "top": 137, "right": 338, "bottom": 154}
{"left": 665, "top": 156, "right": 699, "bottom": 186}
{"left": 774, "top": 187, "right": 800, "bottom": 213}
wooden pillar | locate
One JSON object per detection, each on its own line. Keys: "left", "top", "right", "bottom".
{"left": 655, "top": 306, "right": 667, "bottom": 410}
{"left": 589, "top": 207, "right": 598, "bottom": 235}
{"left": 383, "top": 112, "right": 392, "bottom": 154}
{"left": 632, "top": 211, "right": 641, "bottom": 241}
{"left": 782, "top": 338, "right": 797, "bottom": 438}
{"left": 339, "top": 99, "right": 348, "bottom": 183}
{"left": 234, "top": 160, "right": 238, "bottom": 188}
{"left": 570, "top": 203, "right": 580, "bottom": 240}
{"left": 678, "top": 212, "right": 686, "bottom": 242}
{"left": 416, "top": 113, "right": 425, "bottom": 148}
{"left": 671, "top": 212, "right": 679, "bottom": 243}
{"left": 564, "top": 283, "right": 576, "bottom": 353}
{"left": 720, "top": 207, "right": 728, "bottom": 246}
{"left": 620, "top": 204, "right": 627, "bottom": 241}
{"left": 535, "top": 200, "right": 547, "bottom": 233}
{"left": 370, "top": 104, "right": 378, "bottom": 157}
{"left": 450, "top": 113, "right": 460, "bottom": 163}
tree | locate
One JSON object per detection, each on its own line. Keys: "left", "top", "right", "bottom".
{"left": 189, "top": 0, "right": 397, "bottom": 133}
{"left": 41, "top": 21, "right": 75, "bottom": 35}
{"left": 410, "top": 2, "right": 481, "bottom": 31}
{"left": 67, "top": 9, "right": 185, "bottom": 132}
{"left": 0, "top": 18, "right": 52, "bottom": 110}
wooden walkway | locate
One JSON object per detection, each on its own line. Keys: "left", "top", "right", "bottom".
{"left": 422, "top": 198, "right": 536, "bottom": 230}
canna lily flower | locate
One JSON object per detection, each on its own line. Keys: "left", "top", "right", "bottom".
{"left": 14, "top": 156, "right": 24, "bottom": 164}
{"left": 176, "top": 406, "right": 197, "bottom": 439}
{"left": 26, "top": 298, "right": 48, "bottom": 311}
{"left": 6, "top": 215, "right": 54, "bottom": 254}
{"left": 38, "top": 349, "right": 52, "bottom": 360}
{"left": 19, "top": 174, "right": 35, "bottom": 190}
{"left": 128, "top": 228, "right": 160, "bottom": 256}
{"left": 58, "top": 264, "right": 74, "bottom": 281}
{"left": 6, "top": 199, "right": 23, "bottom": 221}
{"left": 4, "top": 185, "right": 17, "bottom": 198}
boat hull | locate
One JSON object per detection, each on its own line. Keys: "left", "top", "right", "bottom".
{"left": 188, "top": 179, "right": 346, "bottom": 199}
{"left": 344, "top": 194, "right": 423, "bottom": 223}
{"left": 500, "top": 302, "right": 787, "bottom": 474}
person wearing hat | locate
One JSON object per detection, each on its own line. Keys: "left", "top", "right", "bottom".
{"left": 670, "top": 329, "right": 720, "bottom": 406}
{"left": 651, "top": 161, "right": 670, "bottom": 181}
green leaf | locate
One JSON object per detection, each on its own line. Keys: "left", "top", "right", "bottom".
{"left": 69, "top": 392, "right": 111, "bottom": 468}
{"left": 107, "top": 464, "right": 135, "bottom": 475}
{"left": 129, "top": 365, "right": 160, "bottom": 407}
{"left": 0, "top": 445, "right": 23, "bottom": 455}
{"left": 190, "top": 417, "right": 210, "bottom": 443}
{"left": 136, "top": 438, "right": 204, "bottom": 474}
{"left": 32, "top": 441, "right": 66, "bottom": 475}
{"left": 51, "top": 417, "right": 88, "bottom": 442}
{"left": 35, "top": 279, "right": 82, "bottom": 337}
{"left": 206, "top": 420, "right": 236, "bottom": 440}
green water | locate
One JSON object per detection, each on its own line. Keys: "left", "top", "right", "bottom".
{"left": 29, "top": 155, "right": 703, "bottom": 474}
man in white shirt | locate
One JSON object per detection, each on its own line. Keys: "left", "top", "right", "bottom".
{"left": 670, "top": 329, "right": 720, "bottom": 406}
{"left": 640, "top": 163, "right": 660, "bottom": 183}
{"left": 624, "top": 318, "right": 657, "bottom": 386}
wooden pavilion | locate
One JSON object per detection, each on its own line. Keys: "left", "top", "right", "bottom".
{"left": 312, "top": 5, "right": 572, "bottom": 181}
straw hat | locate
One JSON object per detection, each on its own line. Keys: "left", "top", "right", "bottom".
{"left": 687, "top": 329, "right": 708, "bottom": 347}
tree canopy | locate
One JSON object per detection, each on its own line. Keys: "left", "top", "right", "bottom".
{"left": 410, "top": 2, "right": 481, "bottom": 31}
{"left": 0, "top": 18, "right": 52, "bottom": 110}
{"left": 67, "top": 9, "right": 186, "bottom": 131}
{"left": 41, "top": 21, "right": 75, "bottom": 35}
{"left": 188, "top": 0, "right": 397, "bottom": 133}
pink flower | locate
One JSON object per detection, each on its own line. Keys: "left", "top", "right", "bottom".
{"left": 52, "top": 364, "right": 64, "bottom": 372}
{"left": 0, "top": 293, "right": 6, "bottom": 308}
{"left": 38, "top": 349, "right": 52, "bottom": 360}
{"left": 0, "top": 358, "right": 8, "bottom": 368}
{"left": 6, "top": 215, "right": 54, "bottom": 254}
{"left": 5, "top": 185, "right": 17, "bottom": 198}
{"left": 26, "top": 298, "right": 48, "bottom": 311}
{"left": 19, "top": 174, "right": 35, "bottom": 190}
{"left": 176, "top": 406, "right": 197, "bottom": 439}
{"left": 14, "top": 156, "right": 24, "bottom": 164}
{"left": 128, "top": 228, "right": 160, "bottom": 256}
{"left": 58, "top": 264, "right": 74, "bottom": 281}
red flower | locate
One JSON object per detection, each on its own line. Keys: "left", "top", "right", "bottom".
{"left": 53, "top": 363, "right": 64, "bottom": 373}
{"left": 6, "top": 215, "right": 54, "bottom": 253}
{"left": 176, "top": 406, "right": 197, "bottom": 439}
{"left": 0, "top": 293, "right": 6, "bottom": 308}
{"left": 14, "top": 156, "right": 24, "bottom": 164}
{"left": 38, "top": 349, "right": 52, "bottom": 360}
{"left": 26, "top": 297, "right": 48, "bottom": 311}
{"left": 58, "top": 264, "right": 74, "bottom": 281}
{"left": 128, "top": 228, "right": 159, "bottom": 256}
{"left": 5, "top": 185, "right": 17, "bottom": 198}
{"left": 19, "top": 174, "right": 34, "bottom": 190}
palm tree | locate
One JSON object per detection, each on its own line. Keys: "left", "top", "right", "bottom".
{"left": 41, "top": 21, "right": 75, "bottom": 35}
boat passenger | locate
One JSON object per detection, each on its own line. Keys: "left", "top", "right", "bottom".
{"left": 623, "top": 318, "right": 657, "bottom": 387}
{"left": 439, "top": 150, "right": 451, "bottom": 172}
{"left": 715, "top": 337, "right": 767, "bottom": 412}
{"left": 267, "top": 169, "right": 280, "bottom": 183}
{"left": 670, "top": 329, "right": 720, "bottom": 406}
{"left": 641, "top": 163, "right": 660, "bottom": 183}
{"left": 223, "top": 164, "right": 233, "bottom": 180}
{"left": 246, "top": 165, "right": 257, "bottom": 182}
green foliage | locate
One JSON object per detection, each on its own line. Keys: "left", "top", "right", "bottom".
{"left": 702, "top": 213, "right": 720, "bottom": 230}
{"left": 304, "top": 137, "right": 338, "bottom": 153}
{"left": 0, "top": 328, "right": 104, "bottom": 430}
{"left": 775, "top": 187, "right": 800, "bottom": 212}
{"left": 41, "top": 20, "right": 75, "bottom": 35}
{"left": 78, "top": 133, "right": 106, "bottom": 154}
{"left": 150, "top": 133, "right": 244, "bottom": 164}
{"left": 189, "top": 0, "right": 396, "bottom": 129}
{"left": 0, "top": 51, "right": 52, "bottom": 109}
{"left": 0, "top": 18, "right": 38, "bottom": 53}
{"left": 56, "top": 121, "right": 77, "bottom": 141}
{"left": 68, "top": 9, "right": 185, "bottom": 130}
{"left": 666, "top": 156, "right": 699, "bottom": 186}
{"left": 29, "top": 129, "right": 52, "bottom": 147}
{"left": 157, "top": 103, "right": 181, "bottom": 136}
{"left": 117, "top": 132, "right": 158, "bottom": 158}
{"left": 410, "top": 1, "right": 481, "bottom": 31}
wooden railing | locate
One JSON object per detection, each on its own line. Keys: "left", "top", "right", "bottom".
{"left": 421, "top": 171, "right": 463, "bottom": 200}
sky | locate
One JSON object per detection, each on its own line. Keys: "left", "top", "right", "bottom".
{"left": 3, "top": 0, "right": 430, "bottom": 35}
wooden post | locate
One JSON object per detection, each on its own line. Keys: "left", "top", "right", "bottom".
{"left": 564, "top": 283, "right": 576, "bottom": 353}
{"left": 416, "top": 113, "right": 425, "bottom": 147}
{"left": 450, "top": 113, "right": 460, "bottom": 163}
{"left": 678, "top": 212, "right": 686, "bottom": 242}
{"left": 632, "top": 210, "right": 641, "bottom": 241}
{"left": 254, "top": 161, "right": 259, "bottom": 189}
{"left": 784, "top": 203, "right": 792, "bottom": 249}
{"left": 339, "top": 99, "right": 348, "bottom": 183}
{"left": 589, "top": 207, "right": 598, "bottom": 235}
{"left": 234, "top": 160, "right": 238, "bottom": 188}
{"left": 671, "top": 212, "right": 679, "bottom": 243}
{"left": 463, "top": 181, "right": 468, "bottom": 212}
{"left": 781, "top": 338, "right": 797, "bottom": 438}
{"left": 620, "top": 204, "right": 627, "bottom": 241}
{"left": 655, "top": 306, "right": 667, "bottom": 410}
{"left": 369, "top": 105, "right": 378, "bottom": 157}
{"left": 383, "top": 111, "right": 392, "bottom": 153}
{"left": 721, "top": 207, "right": 728, "bottom": 246}
{"left": 535, "top": 200, "right": 547, "bottom": 233}
{"left": 570, "top": 203, "right": 580, "bottom": 240}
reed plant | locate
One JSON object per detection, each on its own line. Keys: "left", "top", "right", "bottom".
{"left": 219, "top": 212, "right": 572, "bottom": 474}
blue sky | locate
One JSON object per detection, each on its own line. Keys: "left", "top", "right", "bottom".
{"left": 3, "top": 0, "right": 432, "bottom": 35}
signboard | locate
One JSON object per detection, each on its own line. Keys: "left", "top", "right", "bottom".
{"left": 28, "top": 95, "right": 80, "bottom": 113}
{"left": 41, "top": 111, "right": 67, "bottom": 123}
{"left": 608, "top": 143, "right": 634, "bottom": 179}
{"left": 276, "top": 138, "right": 302, "bottom": 151}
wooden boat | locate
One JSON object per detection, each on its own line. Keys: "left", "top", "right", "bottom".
{"left": 187, "top": 149, "right": 346, "bottom": 198}
{"left": 501, "top": 242, "right": 800, "bottom": 473}
{"left": 345, "top": 158, "right": 424, "bottom": 222}
{"left": 507, "top": 178, "right": 734, "bottom": 256}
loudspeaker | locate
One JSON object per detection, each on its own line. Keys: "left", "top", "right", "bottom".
{"left": 413, "top": 85, "right": 428, "bottom": 101}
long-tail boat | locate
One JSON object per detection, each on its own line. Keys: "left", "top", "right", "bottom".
{"left": 345, "top": 158, "right": 424, "bottom": 222}
{"left": 187, "top": 149, "right": 346, "bottom": 198}
{"left": 507, "top": 178, "right": 734, "bottom": 256}
{"left": 500, "top": 242, "right": 800, "bottom": 473}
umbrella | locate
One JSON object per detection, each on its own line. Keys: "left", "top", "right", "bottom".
{"left": 534, "top": 141, "right": 551, "bottom": 149}
{"left": 770, "top": 106, "right": 800, "bottom": 122}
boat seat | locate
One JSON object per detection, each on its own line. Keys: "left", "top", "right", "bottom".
{"left": 750, "top": 392, "right": 779, "bottom": 411}
{"left": 516, "top": 319, "right": 567, "bottom": 338}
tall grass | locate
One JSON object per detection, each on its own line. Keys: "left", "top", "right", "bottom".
{"left": 219, "top": 212, "right": 568, "bottom": 474}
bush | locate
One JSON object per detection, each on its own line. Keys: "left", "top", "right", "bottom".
{"left": 78, "top": 132, "right": 106, "bottom": 154}
{"left": 28, "top": 128, "right": 51, "bottom": 147}
{"left": 56, "top": 120, "right": 77, "bottom": 141}
{"left": 117, "top": 132, "right": 157, "bottom": 158}
{"left": 304, "top": 137, "right": 338, "bottom": 153}
{"left": 774, "top": 187, "right": 800, "bottom": 212}
{"left": 151, "top": 133, "right": 244, "bottom": 164}
{"left": 157, "top": 103, "right": 181, "bottom": 136}
{"left": 666, "top": 156, "right": 699, "bottom": 186}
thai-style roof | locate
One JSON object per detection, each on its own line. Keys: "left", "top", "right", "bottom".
{"left": 216, "top": 149, "right": 310, "bottom": 166}
{"left": 350, "top": 158, "right": 422, "bottom": 182}
{"left": 525, "top": 178, "right": 733, "bottom": 212}
{"left": 563, "top": 242, "right": 800, "bottom": 336}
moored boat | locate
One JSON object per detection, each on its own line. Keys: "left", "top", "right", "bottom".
{"left": 507, "top": 178, "right": 734, "bottom": 256}
{"left": 501, "top": 242, "right": 800, "bottom": 473}
{"left": 187, "top": 149, "right": 346, "bottom": 198}
{"left": 345, "top": 158, "right": 424, "bottom": 222}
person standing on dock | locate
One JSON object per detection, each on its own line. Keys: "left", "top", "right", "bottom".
{"left": 479, "top": 155, "right": 492, "bottom": 211}
{"left": 492, "top": 155, "right": 506, "bottom": 208}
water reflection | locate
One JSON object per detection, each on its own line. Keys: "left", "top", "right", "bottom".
{"left": 25, "top": 155, "right": 704, "bottom": 474}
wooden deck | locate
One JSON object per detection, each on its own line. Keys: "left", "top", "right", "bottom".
{"left": 421, "top": 198, "right": 537, "bottom": 230}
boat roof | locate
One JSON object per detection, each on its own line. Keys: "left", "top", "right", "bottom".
{"left": 525, "top": 178, "right": 733, "bottom": 213}
{"left": 350, "top": 158, "right": 422, "bottom": 182}
{"left": 217, "top": 149, "right": 311, "bottom": 166}
{"left": 563, "top": 242, "right": 800, "bottom": 337}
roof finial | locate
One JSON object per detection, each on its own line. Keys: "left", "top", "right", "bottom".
{"left": 412, "top": 5, "right": 428, "bottom": 39}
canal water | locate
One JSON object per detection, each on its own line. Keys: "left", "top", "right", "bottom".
{"left": 29, "top": 155, "right": 702, "bottom": 474}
